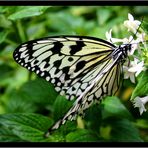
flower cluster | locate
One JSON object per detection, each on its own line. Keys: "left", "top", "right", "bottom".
{"left": 106, "top": 13, "right": 148, "bottom": 115}
{"left": 133, "top": 96, "right": 148, "bottom": 115}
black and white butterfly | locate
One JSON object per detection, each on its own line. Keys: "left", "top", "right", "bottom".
{"left": 13, "top": 35, "right": 133, "bottom": 137}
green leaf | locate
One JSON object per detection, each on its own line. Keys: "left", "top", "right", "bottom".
{"left": 20, "top": 78, "right": 58, "bottom": 106}
{"left": 110, "top": 119, "right": 143, "bottom": 142}
{"left": 8, "top": 6, "right": 50, "bottom": 20}
{"left": 0, "top": 125, "right": 25, "bottom": 142}
{"left": 0, "top": 6, "right": 9, "bottom": 13}
{"left": 4, "top": 78, "right": 58, "bottom": 114}
{"left": 97, "top": 8, "right": 111, "bottom": 25}
{"left": 5, "top": 90, "right": 37, "bottom": 113}
{"left": 53, "top": 95, "right": 74, "bottom": 121}
{"left": 0, "top": 113, "right": 54, "bottom": 142}
{"left": 66, "top": 129, "right": 99, "bottom": 142}
{"left": 0, "top": 15, "right": 12, "bottom": 28}
{"left": 47, "top": 12, "right": 95, "bottom": 35}
{"left": 102, "top": 96, "right": 133, "bottom": 120}
{"left": 135, "top": 119, "right": 148, "bottom": 129}
{"left": 0, "top": 64, "right": 13, "bottom": 80}
{"left": 84, "top": 104, "right": 102, "bottom": 131}
{"left": 131, "top": 70, "right": 148, "bottom": 100}
{"left": 27, "top": 23, "right": 47, "bottom": 39}
{"left": 0, "top": 31, "right": 8, "bottom": 43}
{"left": 0, "top": 67, "right": 28, "bottom": 89}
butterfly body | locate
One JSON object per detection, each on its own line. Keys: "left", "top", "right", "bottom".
{"left": 13, "top": 35, "right": 131, "bottom": 135}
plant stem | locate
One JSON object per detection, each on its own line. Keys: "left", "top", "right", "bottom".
{"left": 16, "top": 20, "right": 28, "bottom": 42}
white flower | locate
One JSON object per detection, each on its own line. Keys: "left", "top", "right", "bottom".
{"left": 133, "top": 96, "right": 148, "bottom": 115}
{"left": 123, "top": 65, "right": 135, "bottom": 83}
{"left": 123, "top": 58, "right": 145, "bottom": 83}
{"left": 130, "top": 44, "right": 138, "bottom": 55}
{"left": 128, "top": 58, "right": 145, "bottom": 77}
{"left": 124, "top": 33, "right": 145, "bottom": 55}
{"left": 124, "top": 13, "right": 141, "bottom": 34}
{"left": 106, "top": 29, "right": 131, "bottom": 44}
{"left": 136, "top": 32, "right": 146, "bottom": 43}
{"left": 105, "top": 29, "right": 112, "bottom": 42}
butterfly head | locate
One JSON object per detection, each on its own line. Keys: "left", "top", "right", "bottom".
{"left": 120, "top": 43, "right": 132, "bottom": 57}
{"left": 112, "top": 44, "right": 132, "bottom": 62}
{"left": 122, "top": 43, "right": 132, "bottom": 52}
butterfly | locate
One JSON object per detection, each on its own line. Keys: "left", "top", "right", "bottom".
{"left": 13, "top": 35, "right": 132, "bottom": 137}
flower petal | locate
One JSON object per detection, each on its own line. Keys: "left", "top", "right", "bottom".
{"left": 133, "top": 96, "right": 148, "bottom": 115}
{"left": 128, "top": 13, "right": 134, "bottom": 21}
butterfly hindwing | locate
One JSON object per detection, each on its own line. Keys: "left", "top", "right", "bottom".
{"left": 70, "top": 58, "right": 122, "bottom": 117}
{"left": 47, "top": 56, "right": 122, "bottom": 131}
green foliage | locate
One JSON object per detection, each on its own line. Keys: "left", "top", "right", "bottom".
{"left": 0, "top": 113, "right": 53, "bottom": 142}
{"left": 8, "top": 6, "right": 50, "bottom": 20}
{"left": 110, "top": 119, "right": 143, "bottom": 142}
{"left": 131, "top": 70, "right": 148, "bottom": 100}
{"left": 53, "top": 95, "right": 74, "bottom": 121}
{"left": 0, "top": 6, "right": 148, "bottom": 142}
{"left": 66, "top": 129, "right": 99, "bottom": 142}
{"left": 102, "top": 96, "right": 133, "bottom": 120}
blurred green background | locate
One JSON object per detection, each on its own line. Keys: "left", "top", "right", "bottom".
{"left": 0, "top": 6, "right": 148, "bottom": 142}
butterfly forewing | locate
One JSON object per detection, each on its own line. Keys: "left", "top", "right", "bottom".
{"left": 13, "top": 36, "right": 116, "bottom": 100}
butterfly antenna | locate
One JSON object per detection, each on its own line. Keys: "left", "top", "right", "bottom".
{"left": 129, "top": 17, "right": 144, "bottom": 44}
